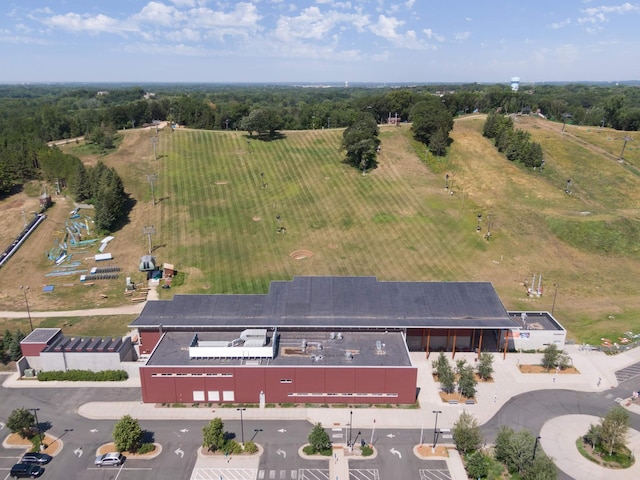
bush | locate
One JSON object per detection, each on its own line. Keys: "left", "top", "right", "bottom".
{"left": 37, "top": 369, "right": 128, "bottom": 381}
{"left": 303, "top": 445, "right": 316, "bottom": 455}
{"left": 361, "top": 444, "right": 374, "bottom": 457}
{"left": 243, "top": 441, "right": 258, "bottom": 454}
{"left": 112, "top": 415, "right": 143, "bottom": 453}
{"left": 137, "top": 443, "right": 155, "bottom": 454}
{"left": 223, "top": 439, "right": 243, "bottom": 455}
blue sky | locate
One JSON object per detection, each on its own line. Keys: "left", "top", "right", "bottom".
{"left": 1, "top": 1, "right": 638, "bottom": 84}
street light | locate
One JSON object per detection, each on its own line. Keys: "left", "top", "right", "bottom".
{"left": 252, "top": 428, "right": 263, "bottom": 441}
{"left": 533, "top": 435, "right": 541, "bottom": 461}
{"left": 432, "top": 410, "right": 442, "bottom": 449}
{"left": 619, "top": 136, "right": 632, "bottom": 162}
{"left": 348, "top": 410, "right": 353, "bottom": 450}
{"left": 20, "top": 286, "right": 33, "bottom": 332}
{"left": 236, "top": 408, "right": 246, "bottom": 444}
{"left": 29, "top": 408, "right": 42, "bottom": 449}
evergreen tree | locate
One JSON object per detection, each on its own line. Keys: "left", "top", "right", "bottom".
{"left": 477, "top": 352, "right": 494, "bottom": 380}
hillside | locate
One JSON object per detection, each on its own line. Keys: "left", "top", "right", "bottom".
{"left": 1, "top": 116, "right": 639, "bottom": 344}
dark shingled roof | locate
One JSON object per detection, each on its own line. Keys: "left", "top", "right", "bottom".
{"left": 130, "top": 276, "right": 519, "bottom": 330}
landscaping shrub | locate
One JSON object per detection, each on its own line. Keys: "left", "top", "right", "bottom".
{"left": 137, "top": 443, "right": 156, "bottom": 454}
{"left": 37, "top": 369, "right": 128, "bottom": 381}
{"left": 243, "top": 441, "right": 258, "bottom": 454}
{"left": 361, "top": 444, "right": 374, "bottom": 457}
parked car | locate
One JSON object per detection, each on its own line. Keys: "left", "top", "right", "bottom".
{"left": 20, "top": 452, "right": 52, "bottom": 465}
{"left": 10, "top": 463, "right": 44, "bottom": 478}
{"left": 94, "top": 452, "right": 124, "bottom": 466}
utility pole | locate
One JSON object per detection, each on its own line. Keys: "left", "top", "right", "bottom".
{"left": 143, "top": 226, "right": 156, "bottom": 255}
{"left": 236, "top": 408, "right": 246, "bottom": 444}
{"left": 29, "top": 408, "right": 43, "bottom": 449}
{"left": 146, "top": 174, "right": 157, "bottom": 206}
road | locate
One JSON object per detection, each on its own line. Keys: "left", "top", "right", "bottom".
{"left": 1, "top": 377, "right": 639, "bottom": 480}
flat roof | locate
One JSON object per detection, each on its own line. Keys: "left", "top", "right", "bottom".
{"left": 509, "top": 311, "right": 565, "bottom": 332}
{"left": 20, "top": 328, "right": 61, "bottom": 344}
{"left": 131, "top": 276, "right": 518, "bottom": 330}
{"left": 144, "top": 330, "right": 412, "bottom": 368}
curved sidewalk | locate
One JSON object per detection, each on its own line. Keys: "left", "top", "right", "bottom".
{"left": 540, "top": 414, "right": 640, "bottom": 479}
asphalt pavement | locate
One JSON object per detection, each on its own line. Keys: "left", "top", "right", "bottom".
{"left": 5, "top": 344, "right": 640, "bottom": 479}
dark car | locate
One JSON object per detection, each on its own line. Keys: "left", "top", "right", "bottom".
{"left": 10, "top": 463, "right": 44, "bottom": 478}
{"left": 20, "top": 452, "right": 52, "bottom": 465}
{"left": 94, "top": 452, "right": 124, "bottom": 466}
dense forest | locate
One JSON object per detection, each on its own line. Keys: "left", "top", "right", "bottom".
{"left": 1, "top": 81, "right": 639, "bottom": 222}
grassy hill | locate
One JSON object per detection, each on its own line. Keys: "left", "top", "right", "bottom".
{"left": 3, "top": 115, "right": 640, "bottom": 345}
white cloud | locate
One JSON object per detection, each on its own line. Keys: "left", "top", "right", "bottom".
{"left": 134, "top": 2, "right": 184, "bottom": 26}
{"left": 423, "top": 28, "right": 444, "bottom": 42}
{"left": 43, "top": 13, "right": 138, "bottom": 36}
{"left": 454, "top": 31, "right": 470, "bottom": 41}
{"left": 579, "top": 2, "right": 640, "bottom": 23}
{"left": 274, "top": 6, "right": 368, "bottom": 40}
{"left": 550, "top": 18, "right": 571, "bottom": 29}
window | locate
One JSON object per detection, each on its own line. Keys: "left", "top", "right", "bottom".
{"left": 193, "top": 391, "right": 205, "bottom": 402}
{"left": 280, "top": 379, "right": 292, "bottom": 384}
{"left": 222, "top": 390, "right": 235, "bottom": 401}
{"left": 208, "top": 391, "right": 220, "bottom": 402}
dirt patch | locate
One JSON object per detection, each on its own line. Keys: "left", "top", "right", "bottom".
{"left": 290, "top": 250, "right": 314, "bottom": 260}
{"left": 415, "top": 444, "right": 449, "bottom": 458}
{"left": 4, "top": 433, "right": 62, "bottom": 456}
{"left": 519, "top": 365, "right": 580, "bottom": 374}
{"left": 215, "top": 181, "right": 228, "bottom": 185}
{"left": 252, "top": 216, "right": 261, "bottom": 222}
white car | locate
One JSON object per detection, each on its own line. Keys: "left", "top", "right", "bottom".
{"left": 94, "top": 452, "right": 124, "bottom": 466}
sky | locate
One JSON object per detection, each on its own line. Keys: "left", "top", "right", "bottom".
{"left": 0, "top": 1, "right": 639, "bottom": 84}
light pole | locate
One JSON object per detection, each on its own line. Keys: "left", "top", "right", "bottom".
{"left": 236, "top": 408, "right": 246, "bottom": 444}
{"left": 20, "top": 286, "right": 33, "bottom": 332}
{"left": 620, "top": 136, "right": 632, "bottom": 162}
{"left": 348, "top": 410, "right": 353, "bottom": 450}
{"left": 29, "top": 408, "right": 42, "bottom": 449}
{"left": 432, "top": 410, "right": 442, "bottom": 449}
{"left": 551, "top": 283, "right": 559, "bottom": 315}
{"left": 370, "top": 419, "right": 375, "bottom": 445}
{"left": 252, "top": 428, "right": 263, "bottom": 441}
{"left": 533, "top": 435, "right": 541, "bottom": 461}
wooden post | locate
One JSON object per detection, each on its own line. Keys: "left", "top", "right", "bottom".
{"left": 425, "top": 329, "right": 431, "bottom": 359}
{"left": 477, "top": 330, "right": 483, "bottom": 360}
{"left": 452, "top": 331, "right": 457, "bottom": 359}
{"left": 503, "top": 330, "right": 509, "bottom": 360}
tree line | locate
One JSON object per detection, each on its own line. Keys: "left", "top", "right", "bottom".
{"left": 483, "top": 112, "right": 544, "bottom": 169}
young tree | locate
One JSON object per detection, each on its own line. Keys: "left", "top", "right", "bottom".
{"left": 438, "top": 357, "right": 456, "bottom": 394}
{"left": 457, "top": 364, "right": 477, "bottom": 399}
{"left": 432, "top": 352, "right": 448, "bottom": 378}
{"left": 493, "top": 425, "right": 514, "bottom": 465}
{"left": 112, "top": 415, "right": 143, "bottom": 453}
{"left": 477, "top": 352, "right": 494, "bottom": 381}
{"left": 600, "top": 406, "right": 630, "bottom": 456}
{"left": 308, "top": 423, "right": 331, "bottom": 454}
{"left": 583, "top": 423, "right": 602, "bottom": 449}
{"left": 452, "top": 411, "right": 483, "bottom": 455}
{"left": 541, "top": 344, "right": 561, "bottom": 370}
{"left": 7, "top": 408, "right": 35, "bottom": 438}
{"left": 523, "top": 452, "right": 557, "bottom": 480}
{"left": 202, "top": 418, "right": 226, "bottom": 452}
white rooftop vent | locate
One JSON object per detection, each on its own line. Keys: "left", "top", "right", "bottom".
{"left": 345, "top": 351, "right": 353, "bottom": 361}
{"left": 336, "top": 332, "right": 343, "bottom": 340}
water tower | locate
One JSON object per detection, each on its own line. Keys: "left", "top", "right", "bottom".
{"left": 510, "top": 77, "right": 520, "bottom": 92}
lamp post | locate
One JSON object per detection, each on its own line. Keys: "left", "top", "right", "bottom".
{"left": 370, "top": 419, "right": 375, "bottom": 445}
{"left": 533, "top": 435, "right": 541, "bottom": 461}
{"left": 620, "top": 136, "right": 632, "bottom": 162}
{"left": 236, "top": 408, "right": 246, "bottom": 444}
{"left": 20, "top": 286, "right": 33, "bottom": 332}
{"left": 252, "top": 428, "right": 263, "bottom": 441}
{"left": 551, "top": 283, "right": 559, "bottom": 315}
{"left": 432, "top": 410, "right": 442, "bottom": 449}
{"left": 29, "top": 408, "right": 42, "bottom": 449}
{"left": 348, "top": 410, "right": 353, "bottom": 450}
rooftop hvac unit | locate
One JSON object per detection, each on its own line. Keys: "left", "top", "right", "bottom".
{"left": 336, "top": 332, "right": 343, "bottom": 340}
{"left": 330, "top": 332, "right": 336, "bottom": 340}
{"left": 23, "top": 368, "right": 35, "bottom": 378}
{"left": 345, "top": 351, "right": 353, "bottom": 361}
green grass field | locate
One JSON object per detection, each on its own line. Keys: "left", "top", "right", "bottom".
{"left": 38, "top": 117, "right": 640, "bottom": 345}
